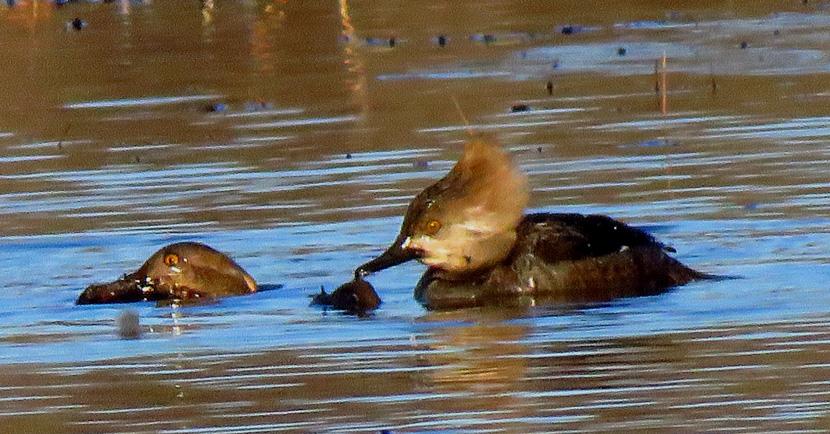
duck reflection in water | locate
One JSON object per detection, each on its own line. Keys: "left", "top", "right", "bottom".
{"left": 77, "top": 242, "right": 257, "bottom": 305}
{"left": 354, "top": 137, "right": 710, "bottom": 310}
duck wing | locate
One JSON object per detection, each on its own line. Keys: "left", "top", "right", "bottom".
{"left": 514, "top": 213, "right": 674, "bottom": 264}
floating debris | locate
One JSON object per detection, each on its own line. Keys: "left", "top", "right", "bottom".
{"left": 559, "top": 25, "right": 581, "bottom": 35}
{"left": 435, "top": 34, "right": 448, "bottom": 47}
{"left": 510, "top": 104, "right": 530, "bottom": 113}
{"left": 69, "top": 18, "right": 86, "bottom": 31}
{"left": 617, "top": 47, "right": 627, "bottom": 56}
{"left": 740, "top": 41, "right": 749, "bottom": 49}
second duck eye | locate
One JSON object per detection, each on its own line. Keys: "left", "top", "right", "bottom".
{"left": 163, "top": 253, "right": 179, "bottom": 267}
{"left": 425, "top": 220, "right": 442, "bottom": 235}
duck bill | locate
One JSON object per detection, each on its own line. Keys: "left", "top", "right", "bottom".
{"left": 355, "top": 234, "right": 420, "bottom": 277}
{"left": 76, "top": 273, "right": 146, "bottom": 305}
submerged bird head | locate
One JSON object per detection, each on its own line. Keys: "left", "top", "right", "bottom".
{"left": 356, "top": 138, "right": 529, "bottom": 277}
{"left": 77, "top": 242, "right": 257, "bottom": 304}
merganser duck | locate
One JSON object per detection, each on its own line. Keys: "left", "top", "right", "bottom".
{"left": 77, "top": 242, "right": 256, "bottom": 304}
{"left": 354, "top": 138, "right": 707, "bottom": 309}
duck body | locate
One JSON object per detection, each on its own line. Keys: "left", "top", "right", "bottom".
{"left": 77, "top": 242, "right": 257, "bottom": 305}
{"left": 414, "top": 212, "right": 705, "bottom": 309}
{"left": 355, "top": 138, "right": 708, "bottom": 309}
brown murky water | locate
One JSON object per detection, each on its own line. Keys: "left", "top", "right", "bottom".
{"left": 2, "top": 0, "right": 830, "bottom": 431}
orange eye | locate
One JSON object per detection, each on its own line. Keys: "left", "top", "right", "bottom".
{"left": 425, "top": 220, "right": 442, "bottom": 235}
{"left": 163, "top": 253, "right": 179, "bottom": 266}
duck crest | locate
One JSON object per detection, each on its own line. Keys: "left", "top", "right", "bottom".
{"left": 450, "top": 138, "right": 529, "bottom": 233}
{"left": 403, "top": 138, "right": 529, "bottom": 274}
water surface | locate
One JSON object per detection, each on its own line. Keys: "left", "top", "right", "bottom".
{"left": 2, "top": 0, "right": 830, "bottom": 431}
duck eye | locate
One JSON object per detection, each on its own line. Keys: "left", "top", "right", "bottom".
{"left": 425, "top": 220, "right": 442, "bottom": 235}
{"left": 163, "top": 254, "right": 179, "bottom": 267}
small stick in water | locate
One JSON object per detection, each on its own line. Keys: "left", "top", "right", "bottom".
{"left": 655, "top": 52, "right": 668, "bottom": 114}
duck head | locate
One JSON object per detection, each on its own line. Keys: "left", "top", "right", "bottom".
{"left": 77, "top": 242, "right": 257, "bottom": 304}
{"left": 356, "top": 138, "right": 529, "bottom": 278}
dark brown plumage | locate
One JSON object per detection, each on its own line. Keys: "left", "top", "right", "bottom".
{"left": 414, "top": 213, "right": 706, "bottom": 309}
